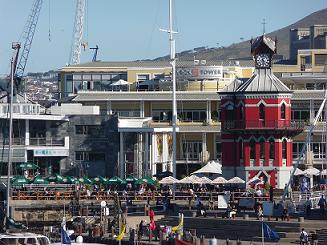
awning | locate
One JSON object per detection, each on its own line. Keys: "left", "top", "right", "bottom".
{"left": 192, "top": 160, "right": 222, "bottom": 175}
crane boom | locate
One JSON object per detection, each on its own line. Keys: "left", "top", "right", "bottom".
{"left": 16, "top": 0, "right": 43, "bottom": 80}
{"left": 69, "top": 0, "right": 86, "bottom": 65}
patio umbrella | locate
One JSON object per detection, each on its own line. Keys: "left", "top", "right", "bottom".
{"left": 141, "top": 176, "right": 156, "bottom": 185}
{"left": 179, "top": 176, "right": 194, "bottom": 184}
{"left": 199, "top": 176, "right": 212, "bottom": 184}
{"left": 65, "top": 176, "right": 79, "bottom": 184}
{"left": 17, "top": 162, "right": 39, "bottom": 170}
{"left": 304, "top": 168, "right": 320, "bottom": 176}
{"left": 12, "top": 176, "right": 29, "bottom": 185}
{"left": 47, "top": 173, "right": 64, "bottom": 183}
{"left": 159, "top": 176, "right": 179, "bottom": 185}
{"left": 212, "top": 176, "right": 227, "bottom": 185}
{"left": 125, "top": 176, "right": 138, "bottom": 183}
{"left": 93, "top": 176, "right": 108, "bottom": 184}
{"left": 78, "top": 176, "right": 93, "bottom": 184}
{"left": 107, "top": 176, "right": 125, "bottom": 185}
{"left": 192, "top": 160, "right": 222, "bottom": 175}
{"left": 293, "top": 168, "right": 305, "bottom": 176}
{"left": 189, "top": 175, "right": 202, "bottom": 184}
{"left": 32, "top": 176, "right": 49, "bottom": 185}
{"left": 227, "top": 177, "right": 245, "bottom": 184}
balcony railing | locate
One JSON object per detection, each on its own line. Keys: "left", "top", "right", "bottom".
{"left": 0, "top": 138, "right": 25, "bottom": 145}
{"left": 0, "top": 104, "right": 42, "bottom": 115}
{"left": 29, "top": 138, "right": 65, "bottom": 146}
{"left": 222, "top": 120, "right": 305, "bottom": 131}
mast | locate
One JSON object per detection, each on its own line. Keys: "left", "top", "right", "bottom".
{"left": 160, "top": 0, "right": 178, "bottom": 179}
{"left": 7, "top": 43, "right": 21, "bottom": 217}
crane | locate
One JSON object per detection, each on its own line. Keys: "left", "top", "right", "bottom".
{"left": 69, "top": 0, "right": 86, "bottom": 65}
{"left": 15, "top": 0, "right": 43, "bottom": 95}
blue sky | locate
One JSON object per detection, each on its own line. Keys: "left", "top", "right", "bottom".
{"left": 0, "top": 0, "right": 326, "bottom": 74}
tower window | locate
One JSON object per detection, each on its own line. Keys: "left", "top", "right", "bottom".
{"left": 250, "top": 139, "right": 256, "bottom": 159}
{"left": 260, "top": 139, "right": 265, "bottom": 160}
{"left": 281, "top": 104, "right": 286, "bottom": 119}
{"left": 239, "top": 140, "right": 243, "bottom": 159}
{"left": 269, "top": 138, "right": 275, "bottom": 159}
{"left": 240, "top": 104, "right": 244, "bottom": 120}
{"left": 259, "top": 103, "right": 265, "bottom": 120}
{"left": 282, "top": 139, "right": 287, "bottom": 159}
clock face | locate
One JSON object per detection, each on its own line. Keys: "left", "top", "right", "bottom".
{"left": 255, "top": 54, "right": 270, "bottom": 68}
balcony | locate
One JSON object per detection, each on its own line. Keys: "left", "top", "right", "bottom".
{"left": 29, "top": 137, "right": 65, "bottom": 146}
{"left": 0, "top": 104, "right": 42, "bottom": 115}
{"left": 0, "top": 138, "right": 25, "bottom": 145}
{"left": 222, "top": 120, "right": 304, "bottom": 133}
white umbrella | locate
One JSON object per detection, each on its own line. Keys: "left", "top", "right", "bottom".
{"left": 212, "top": 176, "right": 227, "bottom": 184}
{"left": 192, "top": 160, "right": 222, "bottom": 175}
{"left": 111, "top": 79, "right": 129, "bottom": 86}
{"left": 179, "top": 176, "right": 194, "bottom": 184}
{"left": 200, "top": 176, "right": 212, "bottom": 184}
{"left": 293, "top": 168, "right": 305, "bottom": 176}
{"left": 159, "top": 176, "right": 178, "bottom": 184}
{"left": 189, "top": 175, "right": 202, "bottom": 184}
{"left": 227, "top": 177, "right": 245, "bottom": 184}
{"left": 321, "top": 169, "right": 327, "bottom": 175}
{"left": 304, "top": 168, "right": 320, "bottom": 176}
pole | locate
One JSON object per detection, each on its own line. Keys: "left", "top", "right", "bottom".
{"left": 261, "top": 217, "right": 264, "bottom": 245}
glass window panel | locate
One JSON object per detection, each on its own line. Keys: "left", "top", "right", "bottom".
{"left": 74, "top": 81, "right": 82, "bottom": 93}
{"left": 102, "top": 74, "right": 111, "bottom": 80}
{"left": 92, "top": 74, "right": 101, "bottom": 80}
{"left": 65, "top": 81, "right": 73, "bottom": 93}
{"left": 83, "top": 74, "right": 91, "bottom": 80}
{"left": 73, "top": 74, "right": 82, "bottom": 80}
{"left": 200, "top": 111, "right": 206, "bottom": 121}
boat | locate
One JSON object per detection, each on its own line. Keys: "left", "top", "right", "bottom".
{"left": 0, "top": 232, "right": 51, "bottom": 244}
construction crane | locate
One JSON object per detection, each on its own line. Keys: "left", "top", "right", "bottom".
{"left": 90, "top": 45, "right": 99, "bottom": 62}
{"left": 69, "top": 0, "right": 86, "bottom": 65}
{"left": 15, "top": 0, "right": 43, "bottom": 95}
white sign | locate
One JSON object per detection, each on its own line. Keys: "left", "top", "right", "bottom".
{"left": 217, "top": 194, "right": 228, "bottom": 209}
{"left": 176, "top": 66, "right": 223, "bottom": 80}
{"left": 34, "top": 149, "right": 69, "bottom": 157}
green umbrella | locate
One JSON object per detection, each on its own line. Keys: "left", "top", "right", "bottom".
{"left": 63, "top": 176, "right": 78, "bottom": 184}
{"left": 125, "top": 176, "right": 138, "bottom": 183}
{"left": 17, "top": 162, "right": 39, "bottom": 170}
{"left": 78, "top": 176, "right": 93, "bottom": 184}
{"left": 107, "top": 176, "right": 125, "bottom": 185}
{"left": 141, "top": 176, "right": 156, "bottom": 185}
{"left": 32, "top": 176, "right": 49, "bottom": 184}
{"left": 47, "top": 173, "right": 64, "bottom": 183}
{"left": 12, "top": 176, "right": 29, "bottom": 185}
{"left": 93, "top": 176, "right": 108, "bottom": 184}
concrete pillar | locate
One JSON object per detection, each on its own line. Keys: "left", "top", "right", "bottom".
{"left": 119, "top": 132, "right": 124, "bottom": 178}
{"left": 151, "top": 133, "right": 156, "bottom": 176}
{"left": 144, "top": 132, "right": 149, "bottom": 176}
{"left": 25, "top": 119, "right": 30, "bottom": 146}
{"left": 202, "top": 133, "right": 207, "bottom": 162}
{"left": 107, "top": 101, "right": 112, "bottom": 115}
{"left": 140, "top": 101, "right": 145, "bottom": 118}
{"left": 207, "top": 101, "right": 212, "bottom": 124}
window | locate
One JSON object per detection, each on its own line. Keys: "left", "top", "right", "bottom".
{"left": 259, "top": 103, "right": 265, "bottom": 120}
{"left": 226, "top": 105, "right": 234, "bottom": 121}
{"left": 182, "top": 141, "right": 202, "bottom": 160}
{"left": 269, "top": 138, "right": 275, "bottom": 159}
{"left": 177, "top": 110, "right": 207, "bottom": 122}
{"left": 239, "top": 140, "right": 243, "bottom": 159}
{"left": 250, "top": 139, "right": 256, "bottom": 159}
{"left": 282, "top": 139, "right": 287, "bottom": 159}
{"left": 75, "top": 125, "right": 104, "bottom": 136}
{"left": 75, "top": 151, "right": 106, "bottom": 161}
{"left": 281, "top": 104, "right": 286, "bottom": 119}
{"left": 239, "top": 104, "right": 244, "bottom": 120}
{"left": 137, "top": 74, "right": 150, "bottom": 83}
{"left": 260, "top": 139, "right": 265, "bottom": 159}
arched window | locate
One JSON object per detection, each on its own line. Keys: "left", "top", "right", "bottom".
{"left": 260, "top": 138, "right": 265, "bottom": 160}
{"left": 240, "top": 104, "right": 244, "bottom": 120}
{"left": 259, "top": 103, "right": 265, "bottom": 120}
{"left": 269, "top": 138, "right": 275, "bottom": 159}
{"left": 250, "top": 139, "right": 256, "bottom": 159}
{"left": 281, "top": 103, "right": 286, "bottom": 119}
{"left": 282, "top": 139, "right": 287, "bottom": 159}
{"left": 239, "top": 140, "right": 243, "bottom": 159}
{"left": 226, "top": 104, "right": 234, "bottom": 121}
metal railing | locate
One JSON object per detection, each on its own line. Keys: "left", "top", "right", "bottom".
{"left": 29, "top": 137, "right": 65, "bottom": 146}
{"left": 223, "top": 120, "right": 305, "bottom": 131}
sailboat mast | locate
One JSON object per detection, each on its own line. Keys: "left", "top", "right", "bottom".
{"left": 169, "top": 0, "right": 177, "bottom": 180}
{"left": 6, "top": 43, "right": 21, "bottom": 218}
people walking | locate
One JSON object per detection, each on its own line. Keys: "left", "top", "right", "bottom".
{"left": 300, "top": 228, "right": 309, "bottom": 245}
{"left": 318, "top": 195, "right": 327, "bottom": 215}
{"left": 311, "top": 230, "right": 318, "bottom": 245}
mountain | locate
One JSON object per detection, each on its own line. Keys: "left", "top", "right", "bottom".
{"left": 154, "top": 8, "right": 327, "bottom": 62}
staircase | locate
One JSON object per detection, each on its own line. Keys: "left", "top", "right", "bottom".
{"left": 317, "top": 229, "right": 327, "bottom": 244}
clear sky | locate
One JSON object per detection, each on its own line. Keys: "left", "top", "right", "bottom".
{"left": 0, "top": 0, "right": 326, "bottom": 74}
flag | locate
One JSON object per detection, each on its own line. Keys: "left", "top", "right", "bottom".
{"left": 61, "top": 226, "right": 72, "bottom": 244}
{"left": 262, "top": 222, "right": 280, "bottom": 241}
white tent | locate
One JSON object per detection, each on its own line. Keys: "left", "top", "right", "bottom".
{"left": 304, "top": 168, "right": 320, "bottom": 176}
{"left": 293, "top": 168, "right": 305, "bottom": 176}
{"left": 212, "top": 176, "right": 227, "bottom": 184}
{"left": 192, "top": 160, "right": 222, "bottom": 175}
{"left": 159, "top": 176, "right": 179, "bottom": 184}
{"left": 227, "top": 177, "right": 245, "bottom": 184}
{"left": 111, "top": 79, "right": 129, "bottom": 86}
{"left": 321, "top": 169, "right": 327, "bottom": 175}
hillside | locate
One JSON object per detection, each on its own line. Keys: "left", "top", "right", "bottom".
{"left": 154, "top": 8, "right": 327, "bottom": 62}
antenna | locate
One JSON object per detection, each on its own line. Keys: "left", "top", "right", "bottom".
{"left": 90, "top": 45, "right": 99, "bottom": 62}
{"left": 262, "top": 18, "right": 267, "bottom": 35}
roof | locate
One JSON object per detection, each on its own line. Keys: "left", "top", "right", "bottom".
{"left": 235, "top": 69, "right": 291, "bottom": 93}
{"left": 220, "top": 79, "right": 243, "bottom": 93}
{"left": 251, "top": 35, "right": 276, "bottom": 54}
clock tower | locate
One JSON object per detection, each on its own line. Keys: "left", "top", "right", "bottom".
{"left": 219, "top": 35, "right": 303, "bottom": 188}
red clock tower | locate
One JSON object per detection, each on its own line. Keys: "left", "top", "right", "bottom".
{"left": 219, "top": 35, "right": 302, "bottom": 188}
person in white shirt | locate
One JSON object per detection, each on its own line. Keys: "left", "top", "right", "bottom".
{"left": 300, "top": 228, "right": 308, "bottom": 245}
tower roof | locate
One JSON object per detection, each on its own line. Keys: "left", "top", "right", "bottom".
{"left": 251, "top": 35, "right": 276, "bottom": 55}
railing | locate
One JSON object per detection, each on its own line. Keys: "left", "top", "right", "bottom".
{"left": 222, "top": 120, "right": 305, "bottom": 131}
{"left": 0, "top": 138, "right": 25, "bottom": 145}
{"left": 0, "top": 103, "right": 41, "bottom": 115}
{"left": 29, "top": 137, "right": 65, "bottom": 146}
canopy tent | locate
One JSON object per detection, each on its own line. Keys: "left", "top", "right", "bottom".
{"left": 212, "top": 176, "right": 227, "bottom": 185}
{"left": 192, "top": 160, "right": 222, "bottom": 175}
{"left": 159, "top": 176, "right": 179, "bottom": 185}
{"left": 304, "top": 168, "right": 320, "bottom": 176}
{"left": 32, "top": 176, "right": 49, "bottom": 185}
{"left": 110, "top": 79, "right": 129, "bottom": 86}
{"left": 17, "top": 162, "right": 39, "bottom": 170}
{"left": 293, "top": 168, "right": 305, "bottom": 176}
{"left": 227, "top": 177, "right": 245, "bottom": 184}
{"left": 12, "top": 176, "right": 29, "bottom": 185}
